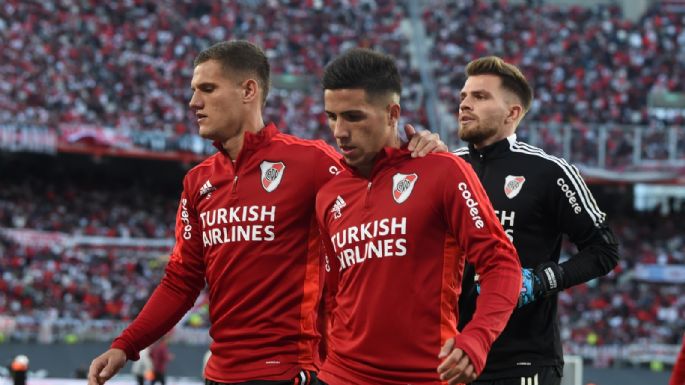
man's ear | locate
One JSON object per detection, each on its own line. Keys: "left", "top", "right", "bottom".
{"left": 387, "top": 102, "right": 401, "bottom": 128}
{"left": 505, "top": 104, "right": 524, "bottom": 124}
{"left": 242, "top": 78, "right": 259, "bottom": 103}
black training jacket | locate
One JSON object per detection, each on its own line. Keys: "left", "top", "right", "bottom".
{"left": 455, "top": 135, "right": 619, "bottom": 379}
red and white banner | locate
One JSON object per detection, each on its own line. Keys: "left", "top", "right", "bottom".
{"left": 59, "top": 123, "right": 133, "bottom": 148}
{"left": 0, "top": 228, "right": 67, "bottom": 249}
{"left": 0, "top": 227, "right": 173, "bottom": 249}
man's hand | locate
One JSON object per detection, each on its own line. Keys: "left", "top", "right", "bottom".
{"left": 88, "top": 348, "right": 127, "bottom": 385}
{"left": 437, "top": 338, "right": 477, "bottom": 385}
{"left": 519, "top": 262, "right": 564, "bottom": 307}
{"left": 405, "top": 124, "right": 448, "bottom": 157}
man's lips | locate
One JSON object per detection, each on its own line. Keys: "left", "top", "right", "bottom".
{"left": 339, "top": 145, "right": 356, "bottom": 155}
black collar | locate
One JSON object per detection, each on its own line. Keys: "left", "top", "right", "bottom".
{"left": 468, "top": 137, "right": 512, "bottom": 162}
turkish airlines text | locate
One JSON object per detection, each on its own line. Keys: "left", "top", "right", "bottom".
{"left": 494, "top": 210, "right": 515, "bottom": 242}
{"left": 200, "top": 205, "right": 276, "bottom": 246}
{"left": 330, "top": 217, "right": 407, "bottom": 271}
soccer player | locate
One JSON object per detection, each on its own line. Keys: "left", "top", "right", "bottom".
{"left": 454, "top": 56, "right": 620, "bottom": 385}
{"left": 86, "top": 41, "right": 445, "bottom": 385}
{"left": 315, "top": 48, "right": 522, "bottom": 385}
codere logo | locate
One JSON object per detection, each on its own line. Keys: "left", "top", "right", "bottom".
{"left": 180, "top": 198, "right": 192, "bottom": 239}
{"left": 458, "top": 182, "right": 484, "bottom": 229}
{"left": 557, "top": 178, "right": 582, "bottom": 214}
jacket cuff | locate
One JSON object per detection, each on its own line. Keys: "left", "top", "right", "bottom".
{"left": 111, "top": 337, "right": 140, "bottom": 361}
{"left": 453, "top": 333, "right": 487, "bottom": 375}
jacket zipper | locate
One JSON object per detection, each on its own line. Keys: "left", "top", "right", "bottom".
{"left": 364, "top": 181, "right": 372, "bottom": 208}
{"left": 231, "top": 175, "right": 239, "bottom": 196}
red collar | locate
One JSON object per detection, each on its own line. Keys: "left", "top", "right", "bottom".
{"left": 341, "top": 144, "right": 412, "bottom": 179}
{"left": 212, "top": 122, "right": 280, "bottom": 155}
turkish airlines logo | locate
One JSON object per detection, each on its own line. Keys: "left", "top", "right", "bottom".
{"left": 392, "top": 173, "right": 418, "bottom": 204}
{"left": 504, "top": 175, "right": 525, "bottom": 199}
{"left": 260, "top": 161, "right": 285, "bottom": 192}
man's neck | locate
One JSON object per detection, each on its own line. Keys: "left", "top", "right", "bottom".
{"left": 357, "top": 135, "right": 401, "bottom": 178}
{"left": 473, "top": 127, "right": 515, "bottom": 150}
{"left": 221, "top": 117, "right": 265, "bottom": 160}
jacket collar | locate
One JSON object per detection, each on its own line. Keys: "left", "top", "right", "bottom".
{"left": 212, "top": 122, "right": 279, "bottom": 155}
{"left": 341, "top": 144, "right": 412, "bottom": 179}
{"left": 468, "top": 134, "right": 516, "bottom": 162}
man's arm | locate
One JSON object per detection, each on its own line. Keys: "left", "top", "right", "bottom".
{"left": 438, "top": 156, "right": 521, "bottom": 384}
{"left": 314, "top": 191, "right": 342, "bottom": 364}
{"left": 519, "top": 161, "right": 619, "bottom": 306}
{"left": 88, "top": 177, "right": 206, "bottom": 385}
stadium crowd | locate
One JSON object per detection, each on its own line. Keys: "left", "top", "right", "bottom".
{"left": 2, "top": 0, "right": 684, "bottom": 157}
{"left": 0, "top": 0, "right": 428, "bottom": 142}
{"left": 0, "top": 180, "right": 175, "bottom": 238}
{"left": 559, "top": 211, "right": 685, "bottom": 347}
{"left": 0, "top": 236, "right": 166, "bottom": 323}
{"left": 0, "top": 179, "right": 684, "bottom": 347}
{"left": 424, "top": 0, "right": 685, "bottom": 126}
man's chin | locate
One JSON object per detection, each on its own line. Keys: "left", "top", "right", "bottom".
{"left": 198, "top": 128, "right": 217, "bottom": 141}
{"left": 459, "top": 128, "right": 494, "bottom": 145}
{"left": 342, "top": 155, "right": 356, "bottom": 165}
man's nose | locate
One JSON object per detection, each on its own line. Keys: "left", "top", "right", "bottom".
{"left": 332, "top": 119, "right": 350, "bottom": 139}
{"left": 189, "top": 92, "right": 203, "bottom": 110}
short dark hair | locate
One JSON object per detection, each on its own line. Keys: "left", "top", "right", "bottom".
{"left": 194, "top": 40, "right": 270, "bottom": 106}
{"left": 465, "top": 56, "right": 533, "bottom": 113}
{"left": 322, "top": 48, "right": 401, "bottom": 101}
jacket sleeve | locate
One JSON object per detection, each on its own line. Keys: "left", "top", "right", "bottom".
{"left": 550, "top": 161, "right": 619, "bottom": 288}
{"left": 112, "top": 175, "right": 206, "bottom": 360}
{"left": 670, "top": 334, "right": 685, "bottom": 385}
{"left": 315, "top": 192, "right": 340, "bottom": 314}
{"left": 315, "top": 191, "right": 340, "bottom": 362}
{"left": 442, "top": 156, "right": 522, "bottom": 375}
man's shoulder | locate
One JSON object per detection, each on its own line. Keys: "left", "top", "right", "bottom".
{"left": 184, "top": 152, "right": 223, "bottom": 184}
{"left": 452, "top": 146, "right": 470, "bottom": 159}
{"left": 415, "top": 151, "right": 472, "bottom": 171}
{"left": 271, "top": 132, "right": 341, "bottom": 161}
{"left": 507, "top": 141, "right": 577, "bottom": 176}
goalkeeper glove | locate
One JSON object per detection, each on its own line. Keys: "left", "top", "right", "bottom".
{"left": 476, "top": 262, "right": 564, "bottom": 308}
{"left": 519, "top": 262, "right": 565, "bottom": 307}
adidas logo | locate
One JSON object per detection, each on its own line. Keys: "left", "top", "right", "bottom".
{"left": 331, "top": 195, "right": 346, "bottom": 219}
{"left": 199, "top": 180, "right": 216, "bottom": 198}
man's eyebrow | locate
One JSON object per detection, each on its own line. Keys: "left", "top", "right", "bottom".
{"left": 324, "top": 109, "right": 365, "bottom": 115}
{"left": 460, "top": 89, "right": 492, "bottom": 98}
{"left": 191, "top": 81, "right": 215, "bottom": 90}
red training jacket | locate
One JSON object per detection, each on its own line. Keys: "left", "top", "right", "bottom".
{"left": 112, "top": 123, "right": 342, "bottom": 383}
{"left": 315, "top": 147, "right": 521, "bottom": 385}
{"left": 671, "top": 333, "right": 685, "bottom": 385}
